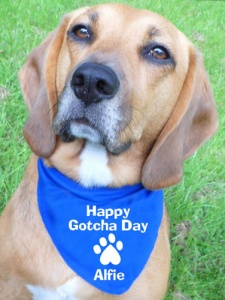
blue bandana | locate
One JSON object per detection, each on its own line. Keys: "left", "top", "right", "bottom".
{"left": 37, "top": 158, "right": 163, "bottom": 295}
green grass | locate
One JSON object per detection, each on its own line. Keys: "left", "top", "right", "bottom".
{"left": 0, "top": 0, "right": 225, "bottom": 299}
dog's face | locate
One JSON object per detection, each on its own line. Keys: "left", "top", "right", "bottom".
{"left": 52, "top": 5, "right": 187, "bottom": 155}
{"left": 19, "top": 4, "right": 218, "bottom": 188}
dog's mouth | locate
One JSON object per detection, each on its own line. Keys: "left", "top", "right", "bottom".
{"left": 54, "top": 117, "right": 131, "bottom": 155}
{"left": 55, "top": 117, "right": 102, "bottom": 143}
{"left": 74, "top": 117, "right": 91, "bottom": 126}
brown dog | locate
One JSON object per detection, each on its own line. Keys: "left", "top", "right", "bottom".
{"left": 0, "top": 3, "right": 218, "bottom": 300}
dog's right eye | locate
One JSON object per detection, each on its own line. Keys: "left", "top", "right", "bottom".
{"left": 69, "top": 25, "right": 92, "bottom": 42}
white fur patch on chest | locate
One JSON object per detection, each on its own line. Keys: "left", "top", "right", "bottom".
{"left": 27, "top": 278, "right": 78, "bottom": 300}
{"left": 78, "top": 142, "right": 113, "bottom": 187}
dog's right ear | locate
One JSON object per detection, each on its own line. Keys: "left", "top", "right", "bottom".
{"left": 19, "top": 32, "right": 56, "bottom": 158}
{"left": 18, "top": 14, "right": 72, "bottom": 158}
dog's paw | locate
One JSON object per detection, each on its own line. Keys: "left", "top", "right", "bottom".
{"left": 93, "top": 233, "right": 123, "bottom": 265}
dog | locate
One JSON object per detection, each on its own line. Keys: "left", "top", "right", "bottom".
{"left": 0, "top": 3, "right": 218, "bottom": 300}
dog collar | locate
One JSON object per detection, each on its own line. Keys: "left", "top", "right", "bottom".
{"left": 37, "top": 158, "right": 164, "bottom": 295}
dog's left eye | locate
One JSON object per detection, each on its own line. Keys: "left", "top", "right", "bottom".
{"left": 142, "top": 44, "right": 173, "bottom": 65}
{"left": 150, "top": 47, "right": 169, "bottom": 60}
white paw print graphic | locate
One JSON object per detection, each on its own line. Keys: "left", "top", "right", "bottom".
{"left": 93, "top": 233, "right": 123, "bottom": 265}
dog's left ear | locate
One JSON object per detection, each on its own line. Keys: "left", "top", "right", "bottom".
{"left": 142, "top": 47, "right": 218, "bottom": 190}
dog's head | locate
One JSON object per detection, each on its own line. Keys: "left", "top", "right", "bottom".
{"left": 19, "top": 4, "right": 218, "bottom": 189}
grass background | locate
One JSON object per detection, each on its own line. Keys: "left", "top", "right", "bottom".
{"left": 0, "top": 0, "right": 224, "bottom": 299}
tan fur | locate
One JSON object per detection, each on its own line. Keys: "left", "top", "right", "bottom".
{"left": 0, "top": 3, "right": 218, "bottom": 300}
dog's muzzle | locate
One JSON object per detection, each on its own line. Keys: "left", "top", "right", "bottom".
{"left": 53, "top": 62, "right": 132, "bottom": 154}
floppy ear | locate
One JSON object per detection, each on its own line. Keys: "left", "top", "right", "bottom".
{"left": 142, "top": 47, "right": 218, "bottom": 190}
{"left": 18, "top": 16, "right": 70, "bottom": 158}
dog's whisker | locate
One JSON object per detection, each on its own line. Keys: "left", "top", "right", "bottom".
{"left": 48, "top": 102, "right": 58, "bottom": 116}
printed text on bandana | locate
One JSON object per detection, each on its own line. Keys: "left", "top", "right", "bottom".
{"left": 69, "top": 205, "right": 148, "bottom": 233}
{"left": 68, "top": 205, "right": 149, "bottom": 282}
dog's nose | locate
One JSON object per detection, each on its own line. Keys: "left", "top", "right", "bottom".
{"left": 71, "top": 63, "right": 120, "bottom": 104}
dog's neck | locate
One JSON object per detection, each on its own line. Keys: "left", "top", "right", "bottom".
{"left": 38, "top": 157, "right": 144, "bottom": 200}
{"left": 48, "top": 140, "right": 148, "bottom": 188}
